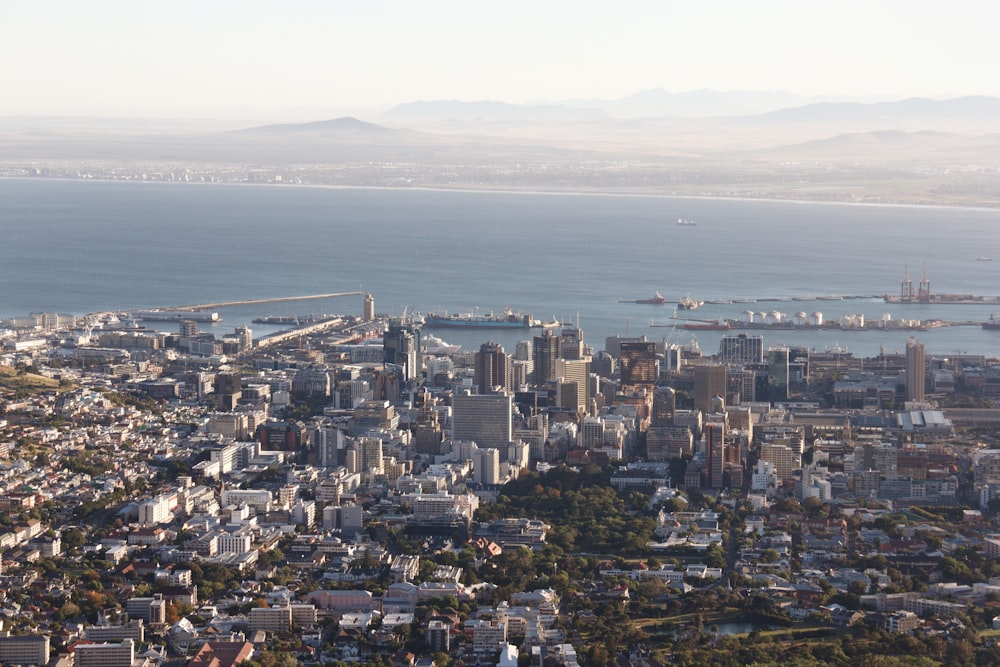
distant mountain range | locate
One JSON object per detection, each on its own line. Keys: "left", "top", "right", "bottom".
{"left": 3, "top": 92, "right": 1000, "bottom": 179}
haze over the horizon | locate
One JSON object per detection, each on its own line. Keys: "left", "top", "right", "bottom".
{"left": 2, "top": 0, "right": 998, "bottom": 121}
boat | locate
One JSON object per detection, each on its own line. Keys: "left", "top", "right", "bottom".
{"left": 677, "top": 218, "right": 697, "bottom": 226}
{"left": 621, "top": 292, "right": 667, "bottom": 305}
{"left": 677, "top": 294, "right": 704, "bottom": 310}
{"left": 680, "top": 320, "right": 731, "bottom": 331}
{"left": 423, "top": 306, "right": 533, "bottom": 329}
{"left": 984, "top": 314, "right": 1000, "bottom": 331}
{"left": 421, "top": 333, "right": 461, "bottom": 355}
{"left": 978, "top": 257, "right": 993, "bottom": 262}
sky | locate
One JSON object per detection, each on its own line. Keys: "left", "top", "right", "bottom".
{"left": 2, "top": 0, "right": 999, "bottom": 120}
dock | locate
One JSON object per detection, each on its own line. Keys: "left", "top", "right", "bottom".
{"left": 159, "top": 291, "right": 364, "bottom": 312}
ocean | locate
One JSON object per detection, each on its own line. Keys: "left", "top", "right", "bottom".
{"left": 2, "top": 177, "right": 999, "bottom": 358}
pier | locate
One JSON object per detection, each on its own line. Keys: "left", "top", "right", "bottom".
{"left": 159, "top": 291, "right": 364, "bottom": 312}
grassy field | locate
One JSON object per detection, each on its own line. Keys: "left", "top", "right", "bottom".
{"left": 0, "top": 365, "right": 64, "bottom": 393}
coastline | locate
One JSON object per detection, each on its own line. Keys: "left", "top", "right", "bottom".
{"left": 2, "top": 173, "right": 999, "bottom": 211}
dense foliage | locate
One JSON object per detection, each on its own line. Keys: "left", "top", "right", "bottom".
{"left": 476, "top": 464, "right": 656, "bottom": 555}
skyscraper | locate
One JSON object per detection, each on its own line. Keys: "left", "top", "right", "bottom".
{"left": 452, "top": 391, "right": 513, "bottom": 449}
{"left": 705, "top": 420, "right": 726, "bottom": 489}
{"left": 619, "top": 341, "right": 657, "bottom": 392}
{"left": 906, "top": 338, "right": 925, "bottom": 402}
{"left": 651, "top": 386, "right": 676, "bottom": 426}
{"left": 474, "top": 341, "right": 512, "bottom": 394}
{"left": 718, "top": 333, "right": 764, "bottom": 364}
{"left": 532, "top": 330, "right": 562, "bottom": 386}
{"left": 383, "top": 320, "right": 421, "bottom": 381}
{"left": 555, "top": 357, "right": 591, "bottom": 413}
{"left": 767, "top": 347, "right": 790, "bottom": 402}
{"left": 693, "top": 364, "right": 726, "bottom": 414}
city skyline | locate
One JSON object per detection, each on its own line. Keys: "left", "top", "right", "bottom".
{"left": 3, "top": 1, "right": 999, "bottom": 120}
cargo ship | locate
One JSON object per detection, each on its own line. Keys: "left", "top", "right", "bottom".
{"left": 620, "top": 292, "right": 667, "bottom": 305}
{"left": 677, "top": 294, "right": 704, "bottom": 310}
{"left": 423, "top": 306, "right": 534, "bottom": 329}
{"left": 680, "top": 320, "right": 731, "bottom": 331}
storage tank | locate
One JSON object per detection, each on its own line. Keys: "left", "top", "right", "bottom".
{"left": 740, "top": 310, "right": 755, "bottom": 323}
{"left": 809, "top": 311, "right": 824, "bottom": 326}
{"left": 793, "top": 311, "right": 808, "bottom": 326}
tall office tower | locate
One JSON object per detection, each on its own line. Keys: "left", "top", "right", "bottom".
{"left": 664, "top": 343, "right": 683, "bottom": 374}
{"left": 906, "top": 338, "right": 926, "bottom": 402}
{"left": 705, "top": 420, "right": 727, "bottom": 489}
{"left": 647, "top": 425, "right": 693, "bottom": 460}
{"left": 476, "top": 447, "right": 501, "bottom": 485}
{"left": 357, "top": 436, "right": 384, "bottom": 475}
{"left": 718, "top": 333, "right": 765, "bottom": 364}
{"left": 767, "top": 347, "right": 790, "bottom": 402}
{"left": 179, "top": 319, "right": 199, "bottom": 338}
{"left": 693, "top": 364, "right": 727, "bottom": 414}
{"left": 619, "top": 341, "right": 657, "bottom": 392}
{"left": 555, "top": 357, "right": 591, "bottom": 413}
{"left": 590, "top": 350, "right": 616, "bottom": 379}
{"left": 474, "top": 341, "right": 512, "bottom": 394}
{"left": 413, "top": 390, "right": 445, "bottom": 456}
{"left": 515, "top": 339, "right": 532, "bottom": 361}
{"left": 214, "top": 372, "right": 242, "bottom": 410}
{"left": 363, "top": 293, "right": 375, "bottom": 321}
{"left": 511, "top": 360, "right": 531, "bottom": 389}
{"left": 452, "top": 391, "right": 513, "bottom": 449}
{"left": 651, "top": 386, "right": 676, "bottom": 426}
{"left": 532, "top": 330, "right": 562, "bottom": 385}
{"left": 383, "top": 319, "right": 421, "bottom": 381}
{"left": 560, "top": 324, "right": 585, "bottom": 360}
{"left": 759, "top": 441, "right": 801, "bottom": 484}
{"left": 235, "top": 325, "right": 253, "bottom": 351}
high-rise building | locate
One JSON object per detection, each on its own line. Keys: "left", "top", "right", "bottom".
{"left": 555, "top": 357, "right": 591, "bottom": 413}
{"left": 452, "top": 391, "right": 513, "bottom": 449}
{"left": 620, "top": 341, "right": 657, "bottom": 392}
{"left": 906, "top": 338, "right": 926, "bottom": 402}
{"left": 560, "top": 324, "right": 585, "bottom": 360}
{"left": 651, "top": 387, "right": 676, "bottom": 426}
{"left": 363, "top": 293, "right": 375, "bottom": 321}
{"left": 767, "top": 347, "right": 790, "bottom": 402}
{"left": 383, "top": 320, "right": 421, "bottom": 381}
{"left": 532, "top": 330, "right": 562, "bottom": 385}
{"left": 476, "top": 448, "right": 501, "bottom": 485}
{"left": 693, "top": 364, "right": 727, "bottom": 414}
{"left": 474, "top": 341, "right": 512, "bottom": 394}
{"left": 214, "top": 373, "right": 242, "bottom": 411}
{"left": 718, "top": 333, "right": 764, "bottom": 364}
{"left": 705, "top": 421, "right": 726, "bottom": 489}
{"left": 759, "top": 442, "right": 801, "bottom": 484}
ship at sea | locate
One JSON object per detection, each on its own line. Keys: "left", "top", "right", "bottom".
{"left": 677, "top": 294, "right": 704, "bottom": 310}
{"left": 677, "top": 217, "right": 697, "bottom": 226}
{"left": 680, "top": 320, "right": 730, "bottom": 331}
{"left": 421, "top": 333, "right": 462, "bottom": 354}
{"left": 984, "top": 314, "right": 1000, "bottom": 331}
{"left": 620, "top": 292, "right": 667, "bottom": 305}
{"left": 423, "top": 306, "right": 535, "bottom": 329}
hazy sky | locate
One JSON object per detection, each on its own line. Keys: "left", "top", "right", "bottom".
{"left": 3, "top": 0, "right": 998, "bottom": 119}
